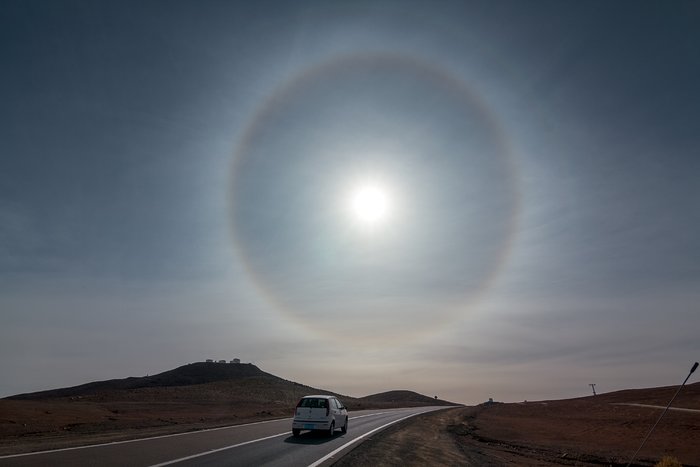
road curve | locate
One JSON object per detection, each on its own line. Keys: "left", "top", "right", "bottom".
{"left": 0, "top": 406, "right": 449, "bottom": 467}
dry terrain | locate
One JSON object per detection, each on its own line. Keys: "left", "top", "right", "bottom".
{"left": 4, "top": 363, "right": 698, "bottom": 466}
{"left": 0, "top": 362, "right": 454, "bottom": 455}
{"left": 336, "top": 382, "right": 700, "bottom": 466}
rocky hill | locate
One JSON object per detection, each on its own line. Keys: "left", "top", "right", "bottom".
{"left": 6, "top": 362, "right": 458, "bottom": 408}
{"left": 359, "top": 390, "right": 455, "bottom": 407}
{"left": 7, "top": 362, "right": 286, "bottom": 400}
{"left": 0, "top": 361, "right": 459, "bottom": 455}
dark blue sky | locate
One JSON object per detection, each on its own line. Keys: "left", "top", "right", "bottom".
{"left": 1, "top": 1, "right": 699, "bottom": 402}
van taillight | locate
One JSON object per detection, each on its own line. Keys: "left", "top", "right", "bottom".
{"left": 326, "top": 406, "right": 329, "bottom": 416}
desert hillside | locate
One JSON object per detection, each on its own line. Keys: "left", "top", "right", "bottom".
{"left": 450, "top": 382, "right": 700, "bottom": 466}
{"left": 360, "top": 390, "right": 454, "bottom": 407}
{"left": 4, "top": 362, "right": 456, "bottom": 408}
{"left": 7, "top": 362, "right": 276, "bottom": 399}
{"left": 0, "top": 362, "right": 456, "bottom": 455}
{"left": 335, "top": 382, "right": 700, "bottom": 466}
{"left": 588, "top": 381, "right": 700, "bottom": 409}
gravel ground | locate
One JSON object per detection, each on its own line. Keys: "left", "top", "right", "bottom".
{"left": 333, "top": 400, "right": 700, "bottom": 467}
{"left": 334, "top": 408, "right": 492, "bottom": 466}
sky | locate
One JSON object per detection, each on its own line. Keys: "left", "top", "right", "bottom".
{"left": 1, "top": 1, "right": 699, "bottom": 405}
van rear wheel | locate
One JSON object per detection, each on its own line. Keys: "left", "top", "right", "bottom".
{"left": 341, "top": 417, "right": 348, "bottom": 434}
{"left": 292, "top": 429, "right": 300, "bottom": 437}
{"left": 327, "top": 421, "right": 335, "bottom": 437}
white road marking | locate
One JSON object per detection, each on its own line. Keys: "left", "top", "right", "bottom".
{"left": 146, "top": 411, "right": 390, "bottom": 466}
{"left": 349, "top": 412, "right": 389, "bottom": 420}
{"left": 307, "top": 409, "right": 436, "bottom": 467}
{"left": 0, "top": 418, "right": 290, "bottom": 459}
{"left": 148, "top": 432, "right": 290, "bottom": 466}
{"left": 0, "top": 410, "right": 399, "bottom": 464}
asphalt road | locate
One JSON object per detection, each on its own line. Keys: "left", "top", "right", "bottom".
{"left": 0, "top": 407, "right": 448, "bottom": 467}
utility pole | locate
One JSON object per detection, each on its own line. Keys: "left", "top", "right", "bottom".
{"left": 626, "top": 361, "right": 699, "bottom": 467}
{"left": 589, "top": 383, "right": 596, "bottom": 396}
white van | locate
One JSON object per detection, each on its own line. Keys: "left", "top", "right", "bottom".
{"left": 292, "top": 395, "right": 348, "bottom": 436}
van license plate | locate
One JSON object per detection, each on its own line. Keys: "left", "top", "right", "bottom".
{"left": 304, "top": 424, "right": 314, "bottom": 429}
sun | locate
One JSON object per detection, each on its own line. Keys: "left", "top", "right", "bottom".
{"left": 348, "top": 183, "right": 391, "bottom": 228}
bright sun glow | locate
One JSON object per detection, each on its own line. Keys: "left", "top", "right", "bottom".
{"left": 349, "top": 184, "right": 391, "bottom": 228}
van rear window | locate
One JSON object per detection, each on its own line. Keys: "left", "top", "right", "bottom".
{"left": 297, "top": 398, "right": 328, "bottom": 408}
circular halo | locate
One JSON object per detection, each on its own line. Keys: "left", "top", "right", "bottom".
{"left": 229, "top": 52, "right": 520, "bottom": 345}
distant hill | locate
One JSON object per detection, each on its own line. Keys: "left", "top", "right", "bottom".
{"left": 1, "top": 361, "right": 460, "bottom": 453}
{"left": 7, "top": 362, "right": 277, "bottom": 400}
{"left": 5, "top": 362, "right": 459, "bottom": 408}
{"left": 579, "top": 381, "right": 700, "bottom": 409}
{"left": 5, "top": 362, "right": 697, "bottom": 458}
{"left": 359, "top": 390, "right": 455, "bottom": 407}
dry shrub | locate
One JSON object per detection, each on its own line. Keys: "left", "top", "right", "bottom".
{"left": 655, "top": 456, "right": 682, "bottom": 467}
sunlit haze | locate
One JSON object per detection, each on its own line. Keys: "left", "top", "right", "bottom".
{"left": 1, "top": 1, "right": 699, "bottom": 405}
{"left": 348, "top": 183, "right": 391, "bottom": 229}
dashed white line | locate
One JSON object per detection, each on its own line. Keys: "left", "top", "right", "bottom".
{"left": 149, "top": 432, "right": 290, "bottom": 466}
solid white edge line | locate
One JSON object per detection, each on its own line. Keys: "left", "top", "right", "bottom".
{"left": 148, "top": 432, "right": 290, "bottom": 467}
{"left": 148, "top": 412, "right": 392, "bottom": 466}
{"left": 307, "top": 409, "right": 436, "bottom": 467}
{"left": 0, "top": 418, "right": 291, "bottom": 459}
